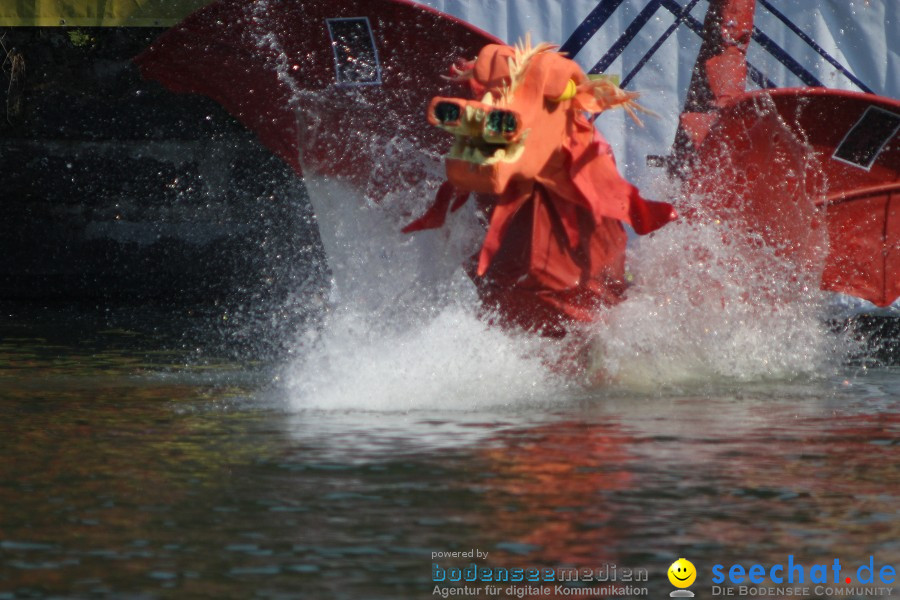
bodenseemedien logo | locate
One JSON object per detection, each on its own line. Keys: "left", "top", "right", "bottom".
{"left": 668, "top": 558, "right": 697, "bottom": 597}
{"left": 430, "top": 560, "right": 651, "bottom": 597}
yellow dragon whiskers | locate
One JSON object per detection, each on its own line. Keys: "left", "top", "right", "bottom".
{"left": 503, "top": 34, "right": 557, "bottom": 102}
{"left": 577, "top": 79, "right": 657, "bottom": 126}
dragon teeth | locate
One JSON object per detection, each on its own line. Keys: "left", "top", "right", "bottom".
{"left": 484, "top": 148, "right": 506, "bottom": 165}
{"left": 446, "top": 135, "right": 525, "bottom": 165}
{"left": 505, "top": 142, "right": 525, "bottom": 162}
{"left": 450, "top": 137, "right": 466, "bottom": 158}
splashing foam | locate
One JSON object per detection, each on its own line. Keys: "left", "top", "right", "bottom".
{"left": 286, "top": 302, "right": 565, "bottom": 411}
{"left": 588, "top": 194, "right": 845, "bottom": 391}
{"left": 285, "top": 145, "right": 848, "bottom": 402}
{"left": 267, "top": 33, "right": 848, "bottom": 402}
{"left": 283, "top": 142, "right": 566, "bottom": 410}
{"left": 587, "top": 97, "right": 859, "bottom": 390}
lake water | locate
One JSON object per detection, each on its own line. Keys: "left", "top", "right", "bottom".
{"left": 1, "top": 301, "right": 897, "bottom": 599}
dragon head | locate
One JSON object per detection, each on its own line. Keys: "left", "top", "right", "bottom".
{"left": 428, "top": 35, "right": 644, "bottom": 195}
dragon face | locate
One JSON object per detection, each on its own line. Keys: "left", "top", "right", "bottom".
{"left": 428, "top": 41, "right": 582, "bottom": 195}
{"left": 427, "top": 96, "right": 527, "bottom": 182}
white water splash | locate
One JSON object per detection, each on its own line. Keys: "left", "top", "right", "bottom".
{"left": 285, "top": 303, "right": 567, "bottom": 410}
{"left": 583, "top": 97, "right": 858, "bottom": 390}
{"left": 283, "top": 163, "right": 851, "bottom": 404}
{"left": 282, "top": 173, "right": 567, "bottom": 410}
{"left": 588, "top": 197, "right": 845, "bottom": 390}
{"left": 266, "top": 33, "right": 850, "bottom": 406}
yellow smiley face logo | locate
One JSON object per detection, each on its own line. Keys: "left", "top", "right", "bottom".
{"left": 668, "top": 558, "right": 697, "bottom": 588}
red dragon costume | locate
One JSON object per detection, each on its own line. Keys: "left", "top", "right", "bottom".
{"left": 404, "top": 37, "right": 678, "bottom": 334}
{"left": 136, "top": 0, "right": 898, "bottom": 333}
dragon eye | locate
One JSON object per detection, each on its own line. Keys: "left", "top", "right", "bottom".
{"left": 434, "top": 102, "right": 461, "bottom": 124}
{"left": 502, "top": 112, "right": 517, "bottom": 133}
{"left": 486, "top": 110, "right": 503, "bottom": 133}
{"left": 486, "top": 110, "right": 518, "bottom": 135}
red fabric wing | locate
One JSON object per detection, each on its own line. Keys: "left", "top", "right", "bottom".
{"left": 134, "top": 0, "right": 500, "bottom": 186}
{"left": 567, "top": 129, "right": 677, "bottom": 234}
{"left": 402, "top": 182, "right": 470, "bottom": 233}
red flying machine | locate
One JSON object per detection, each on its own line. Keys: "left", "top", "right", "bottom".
{"left": 136, "top": 0, "right": 899, "bottom": 336}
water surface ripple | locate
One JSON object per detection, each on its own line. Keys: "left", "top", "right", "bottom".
{"left": 0, "top": 317, "right": 897, "bottom": 599}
